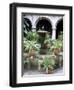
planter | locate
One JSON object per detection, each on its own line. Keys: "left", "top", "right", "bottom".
{"left": 28, "top": 49, "right": 36, "bottom": 57}
{"left": 59, "top": 47, "right": 63, "bottom": 52}
{"left": 45, "top": 67, "right": 53, "bottom": 74}
{"left": 48, "top": 69, "right": 53, "bottom": 74}
{"left": 53, "top": 48, "right": 60, "bottom": 56}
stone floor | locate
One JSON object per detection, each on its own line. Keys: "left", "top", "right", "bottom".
{"left": 23, "top": 67, "right": 63, "bottom": 77}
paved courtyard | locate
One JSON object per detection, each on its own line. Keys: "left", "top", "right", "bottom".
{"left": 23, "top": 67, "right": 63, "bottom": 77}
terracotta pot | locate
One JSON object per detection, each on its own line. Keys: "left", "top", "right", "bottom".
{"left": 48, "top": 69, "right": 53, "bottom": 74}
{"left": 48, "top": 67, "right": 53, "bottom": 74}
{"left": 44, "top": 43, "right": 50, "bottom": 49}
{"left": 45, "top": 67, "right": 53, "bottom": 74}
{"left": 28, "top": 49, "right": 36, "bottom": 57}
{"left": 53, "top": 48, "right": 60, "bottom": 56}
{"left": 60, "top": 47, "right": 63, "bottom": 52}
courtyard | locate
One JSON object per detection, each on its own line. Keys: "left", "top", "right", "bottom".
{"left": 22, "top": 14, "right": 63, "bottom": 76}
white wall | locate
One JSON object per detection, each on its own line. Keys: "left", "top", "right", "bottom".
{"left": 0, "top": 0, "right": 74, "bottom": 89}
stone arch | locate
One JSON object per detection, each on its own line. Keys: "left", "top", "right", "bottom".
{"left": 36, "top": 17, "right": 52, "bottom": 36}
{"left": 23, "top": 17, "right": 32, "bottom": 36}
{"left": 56, "top": 19, "right": 63, "bottom": 39}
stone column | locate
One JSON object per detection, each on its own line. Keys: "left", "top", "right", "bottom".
{"left": 52, "top": 26, "right": 56, "bottom": 40}
{"left": 50, "top": 16, "right": 63, "bottom": 40}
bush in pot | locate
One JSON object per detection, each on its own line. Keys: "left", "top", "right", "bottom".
{"left": 23, "top": 38, "right": 41, "bottom": 57}
{"left": 43, "top": 56, "right": 55, "bottom": 74}
{"left": 26, "top": 31, "right": 39, "bottom": 42}
{"left": 51, "top": 40, "right": 63, "bottom": 56}
{"left": 50, "top": 39, "right": 63, "bottom": 69}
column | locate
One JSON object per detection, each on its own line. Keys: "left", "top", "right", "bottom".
{"left": 52, "top": 27, "right": 56, "bottom": 40}
{"left": 50, "top": 16, "right": 62, "bottom": 40}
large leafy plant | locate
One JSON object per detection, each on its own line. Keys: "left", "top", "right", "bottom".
{"left": 51, "top": 39, "right": 63, "bottom": 50}
{"left": 23, "top": 30, "right": 41, "bottom": 53}
{"left": 50, "top": 39, "right": 63, "bottom": 56}
{"left": 23, "top": 38, "right": 41, "bottom": 52}
{"left": 26, "top": 31, "right": 39, "bottom": 41}
{"left": 43, "top": 56, "right": 55, "bottom": 73}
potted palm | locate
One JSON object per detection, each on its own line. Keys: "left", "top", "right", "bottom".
{"left": 23, "top": 38, "right": 41, "bottom": 69}
{"left": 26, "top": 31, "right": 39, "bottom": 41}
{"left": 24, "top": 39, "right": 41, "bottom": 57}
{"left": 43, "top": 56, "right": 55, "bottom": 74}
{"left": 51, "top": 40, "right": 63, "bottom": 56}
{"left": 50, "top": 39, "right": 63, "bottom": 68}
{"left": 23, "top": 30, "right": 41, "bottom": 57}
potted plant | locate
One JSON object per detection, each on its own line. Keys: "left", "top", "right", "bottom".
{"left": 51, "top": 40, "right": 63, "bottom": 56}
{"left": 23, "top": 30, "right": 41, "bottom": 56}
{"left": 24, "top": 39, "right": 41, "bottom": 57}
{"left": 26, "top": 31, "right": 39, "bottom": 42}
{"left": 43, "top": 56, "right": 55, "bottom": 74}
{"left": 50, "top": 39, "right": 63, "bottom": 68}
{"left": 23, "top": 38, "right": 41, "bottom": 69}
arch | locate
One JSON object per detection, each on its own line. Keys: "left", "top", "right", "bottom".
{"left": 23, "top": 18, "right": 32, "bottom": 36}
{"left": 36, "top": 17, "right": 52, "bottom": 36}
{"left": 56, "top": 19, "right": 63, "bottom": 39}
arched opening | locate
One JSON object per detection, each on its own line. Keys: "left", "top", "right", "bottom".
{"left": 23, "top": 18, "right": 32, "bottom": 36}
{"left": 36, "top": 17, "right": 52, "bottom": 54}
{"left": 56, "top": 19, "right": 63, "bottom": 39}
{"left": 36, "top": 17, "right": 52, "bottom": 36}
